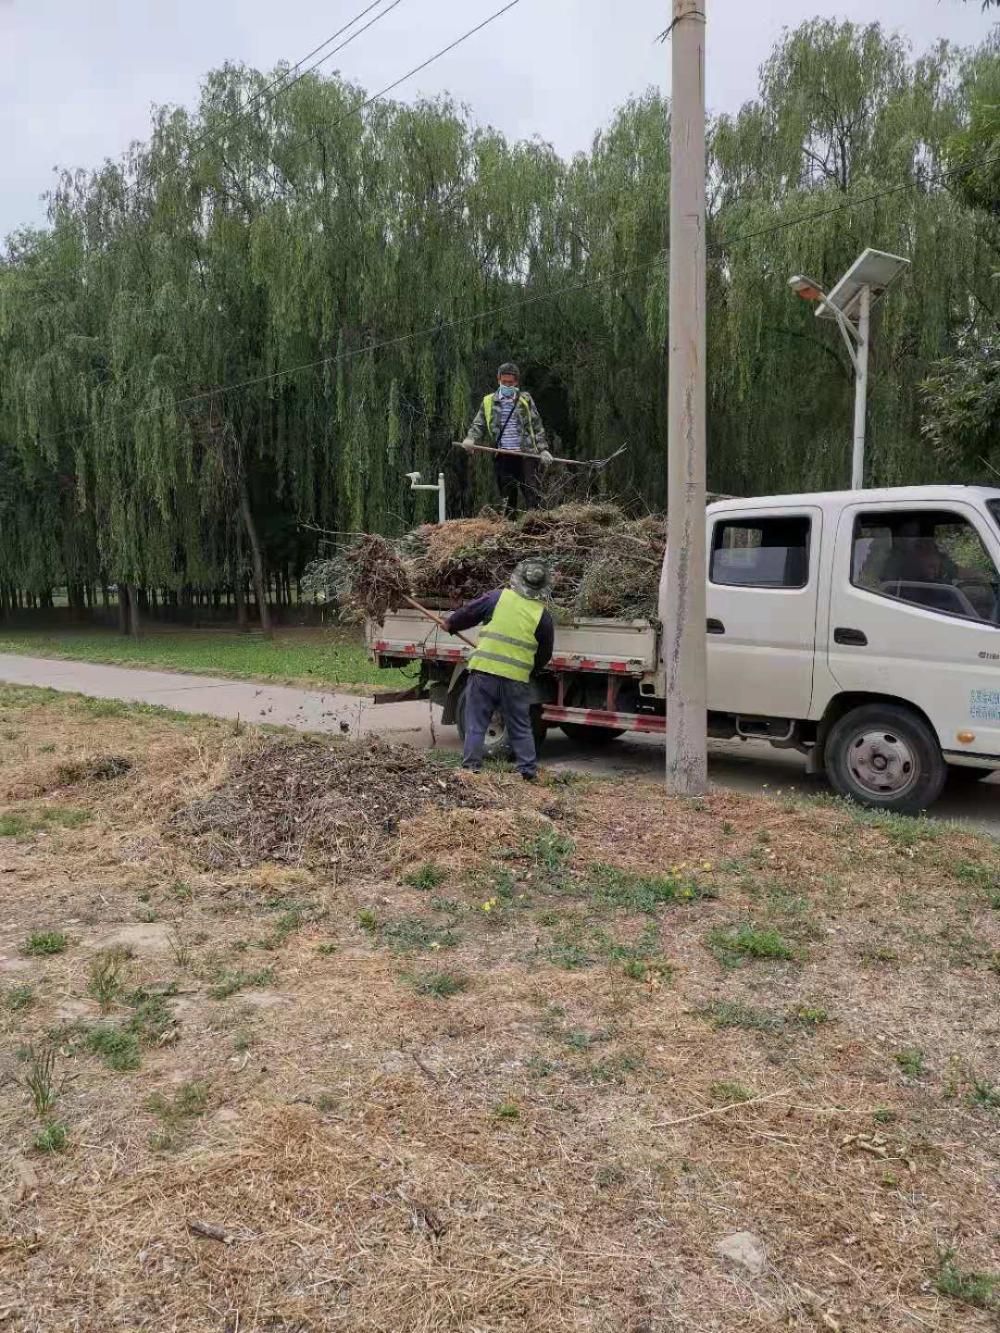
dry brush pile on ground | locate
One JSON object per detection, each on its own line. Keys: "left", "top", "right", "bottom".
{"left": 0, "top": 683, "right": 998, "bottom": 1331}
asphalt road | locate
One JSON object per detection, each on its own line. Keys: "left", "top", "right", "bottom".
{"left": 1, "top": 652, "right": 997, "bottom": 834}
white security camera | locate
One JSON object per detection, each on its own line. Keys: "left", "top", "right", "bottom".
{"left": 405, "top": 471, "right": 421, "bottom": 484}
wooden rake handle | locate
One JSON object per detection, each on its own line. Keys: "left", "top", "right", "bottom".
{"left": 400, "top": 592, "right": 476, "bottom": 649}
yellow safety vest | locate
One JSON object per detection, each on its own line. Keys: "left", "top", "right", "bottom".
{"left": 482, "top": 393, "right": 537, "bottom": 450}
{"left": 469, "top": 588, "right": 544, "bottom": 683}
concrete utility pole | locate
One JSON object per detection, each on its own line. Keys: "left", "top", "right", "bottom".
{"left": 662, "top": 0, "right": 708, "bottom": 795}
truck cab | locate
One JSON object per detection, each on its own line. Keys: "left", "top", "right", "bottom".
{"left": 702, "top": 485, "right": 1000, "bottom": 810}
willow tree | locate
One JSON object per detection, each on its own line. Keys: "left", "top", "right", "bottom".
{"left": 1, "top": 22, "right": 999, "bottom": 615}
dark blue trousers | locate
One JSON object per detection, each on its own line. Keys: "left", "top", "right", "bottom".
{"left": 463, "top": 671, "right": 537, "bottom": 776}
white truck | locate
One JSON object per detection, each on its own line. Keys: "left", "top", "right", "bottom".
{"left": 367, "top": 486, "right": 1000, "bottom": 813}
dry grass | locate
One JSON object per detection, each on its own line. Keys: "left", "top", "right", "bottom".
{"left": 0, "top": 684, "right": 998, "bottom": 1331}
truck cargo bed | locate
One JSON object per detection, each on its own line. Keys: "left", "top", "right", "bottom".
{"left": 368, "top": 608, "right": 658, "bottom": 676}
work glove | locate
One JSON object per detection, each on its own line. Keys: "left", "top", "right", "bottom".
{"left": 539, "top": 449, "right": 554, "bottom": 468}
{"left": 459, "top": 438, "right": 476, "bottom": 454}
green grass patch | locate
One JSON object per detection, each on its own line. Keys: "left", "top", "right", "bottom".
{"left": 3, "top": 983, "right": 36, "bottom": 1012}
{"left": 969, "top": 1078, "right": 1000, "bottom": 1111}
{"left": 585, "top": 862, "right": 706, "bottom": 913}
{"left": 381, "top": 916, "right": 459, "bottom": 953}
{"left": 1, "top": 805, "right": 90, "bottom": 838}
{"left": 0, "top": 627, "right": 408, "bottom": 692}
{"left": 33, "top": 1120, "right": 69, "bottom": 1154}
{"left": 893, "top": 1047, "right": 925, "bottom": 1078}
{"left": 934, "top": 1255, "right": 998, "bottom": 1310}
{"left": 710, "top": 1080, "right": 754, "bottom": 1104}
{"left": 412, "top": 970, "right": 468, "bottom": 998}
{"left": 700, "top": 1000, "right": 784, "bottom": 1032}
{"left": 952, "top": 859, "right": 1000, "bottom": 908}
{"left": 22, "top": 930, "right": 69, "bottom": 957}
{"left": 852, "top": 808, "right": 939, "bottom": 848}
{"left": 707, "top": 923, "right": 796, "bottom": 967}
{"left": 208, "top": 966, "right": 275, "bottom": 1000}
{"left": 148, "top": 1080, "right": 210, "bottom": 1123}
{"left": 85, "top": 1024, "right": 141, "bottom": 1072}
{"left": 404, "top": 863, "right": 448, "bottom": 892}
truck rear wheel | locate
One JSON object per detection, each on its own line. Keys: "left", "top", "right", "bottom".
{"left": 560, "top": 722, "right": 625, "bottom": 745}
{"left": 825, "top": 704, "right": 946, "bottom": 815}
{"left": 454, "top": 683, "right": 546, "bottom": 761}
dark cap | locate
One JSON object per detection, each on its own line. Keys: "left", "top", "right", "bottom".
{"left": 497, "top": 362, "right": 520, "bottom": 380}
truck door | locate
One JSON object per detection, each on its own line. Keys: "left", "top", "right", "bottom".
{"left": 828, "top": 501, "right": 1000, "bottom": 760}
{"left": 706, "top": 507, "right": 821, "bottom": 718}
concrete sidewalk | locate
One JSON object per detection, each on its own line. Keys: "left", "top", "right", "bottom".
{"left": 0, "top": 653, "right": 434, "bottom": 740}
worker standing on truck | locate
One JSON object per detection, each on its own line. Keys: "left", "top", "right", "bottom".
{"left": 445, "top": 559, "right": 554, "bottom": 781}
{"left": 460, "top": 363, "right": 555, "bottom": 512}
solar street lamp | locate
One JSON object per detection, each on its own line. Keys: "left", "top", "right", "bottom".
{"left": 790, "top": 248, "right": 910, "bottom": 489}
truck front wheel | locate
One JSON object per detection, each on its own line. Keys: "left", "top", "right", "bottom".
{"left": 825, "top": 704, "right": 946, "bottom": 815}
{"left": 454, "top": 684, "right": 547, "bottom": 761}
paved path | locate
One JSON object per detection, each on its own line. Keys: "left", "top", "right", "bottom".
{"left": 1, "top": 653, "right": 998, "bottom": 833}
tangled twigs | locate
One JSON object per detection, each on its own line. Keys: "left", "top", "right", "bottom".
{"left": 342, "top": 535, "right": 412, "bottom": 623}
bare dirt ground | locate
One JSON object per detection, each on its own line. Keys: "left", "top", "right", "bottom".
{"left": 0, "top": 683, "right": 998, "bottom": 1332}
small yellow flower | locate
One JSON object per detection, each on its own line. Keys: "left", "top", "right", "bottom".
{"left": 430, "top": 941, "right": 441, "bottom": 950}
{"left": 702, "top": 861, "right": 713, "bottom": 871}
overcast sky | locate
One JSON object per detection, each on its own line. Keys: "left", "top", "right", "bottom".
{"left": 1, "top": 0, "right": 995, "bottom": 239}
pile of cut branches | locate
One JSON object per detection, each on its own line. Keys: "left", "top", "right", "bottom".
{"left": 171, "top": 737, "right": 485, "bottom": 867}
{"left": 304, "top": 504, "right": 665, "bottom": 622}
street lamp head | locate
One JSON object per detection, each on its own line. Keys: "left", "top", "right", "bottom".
{"left": 789, "top": 274, "right": 827, "bottom": 303}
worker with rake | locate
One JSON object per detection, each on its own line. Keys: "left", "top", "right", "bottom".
{"left": 446, "top": 558, "right": 555, "bottom": 781}
{"left": 460, "top": 362, "right": 554, "bottom": 511}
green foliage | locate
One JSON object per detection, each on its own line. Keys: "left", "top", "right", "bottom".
{"left": 0, "top": 23, "right": 997, "bottom": 601}
{"left": 148, "top": 1081, "right": 210, "bottom": 1122}
{"left": 3, "top": 983, "right": 35, "bottom": 1012}
{"left": 893, "top": 1047, "right": 926, "bottom": 1078}
{"left": 934, "top": 1253, "right": 998, "bottom": 1310}
{"left": 707, "top": 924, "right": 797, "bottom": 967}
{"left": 85, "top": 1024, "right": 141, "bottom": 1072}
{"left": 22, "top": 930, "right": 68, "bottom": 957}
{"left": 33, "top": 1120, "right": 69, "bottom": 1154}
{"left": 23, "top": 1044, "right": 58, "bottom": 1116}
{"left": 404, "top": 863, "right": 448, "bottom": 892}
{"left": 2, "top": 807, "right": 89, "bottom": 838}
{"left": 586, "top": 862, "right": 704, "bottom": 913}
{"left": 208, "top": 966, "right": 274, "bottom": 1000}
{"left": 412, "top": 970, "right": 468, "bottom": 998}
{"left": 87, "top": 946, "right": 132, "bottom": 1010}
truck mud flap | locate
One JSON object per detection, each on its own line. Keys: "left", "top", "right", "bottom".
{"left": 372, "top": 685, "right": 430, "bottom": 705}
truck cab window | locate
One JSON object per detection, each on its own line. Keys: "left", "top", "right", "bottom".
{"left": 852, "top": 509, "right": 1000, "bottom": 625}
{"left": 710, "top": 516, "right": 811, "bottom": 589}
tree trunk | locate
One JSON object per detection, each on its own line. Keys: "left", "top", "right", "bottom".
{"left": 234, "top": 522, "right": 249, "bottom": 631}
{"left": 118, "top": 584, "right": 142, "bottom": 636}
{"left": 239, "top": 477, "right": 272, "bottom": 637}
{"left": 127, "top": 584, "right": 141, "bottom": 636}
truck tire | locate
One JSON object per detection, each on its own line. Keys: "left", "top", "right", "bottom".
{"left": 454, "top": 684, "right": 546, "bottom": 761}
{"left": 560, "top": 722, "right": 626, "bottom": 745}
{"left": 825, "top": 704, "right": 946, "bottom": 815}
